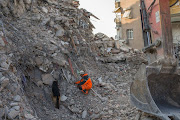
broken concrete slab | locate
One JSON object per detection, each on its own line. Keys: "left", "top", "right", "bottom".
{"left": 120, "top": 46, "right": 131, "bottom": 52}
{"left": 31, "top": 14, "right": 41, "bottom": 21}
{"left": 0, "top": 36, "right": 5, "bottom": 47}
{"left": 55, "top": 28, "right": 65, "bottom": 37}
{"left": 35, "top": 56, "right": 44, "bottom": 66}
{"left": 82, "top": 110, "right": 87, "bottom": 119}
{"left": 0, "top": 108, "right": 4, "bottom": 118}
{"left": 90, "top": 112, "right": 104, "bottom": 120}
{"left": 24, "top": 0, "right": 32, "bottom": 4}
{"left": 13, "top": 95, "right": 21, "bottom": 102}
{"left": 10, "top": 102, "right": 19, "bottom": 107}
{"left": 52, "top": 55, "right": 68, "bottom": 67}
{"left": 24, "top": 113, "right": 34, "bottom": 119}
{"left": 0, "top": 101, "right": 2, "bottom": 107}
{"left": 95, "top": 33, "right": 106, "bottom": 39}
{"left": 1, "top": 61, "right": 11, "bottom": 70}
{"left": 115, "top": 40, "right": 120, "bottom": 49}
{"left": 41, "top": 7, "right": 48, "bottom": 13}
{"left": 42, "top": 74, "right": 55, "bottom": 85}
{"left": 0, "top": 73, "right": 3, "bottom": 79}
{"left": 41, "top": 17, "right": 50, "bottom": 25}
{"left": 0, "top": 0, "right": 8, "bottom": 7}
{"left": 60, "top": 95, "right": 68, "bottom": 102}
{"left": 0, "top": 77, "right": 9, "bottom": 91}
{"left": 12, "top": 106, "right": 20, "bottom": 111}
{"left": 7, "top": 108, "right": 19, "bottom": 119}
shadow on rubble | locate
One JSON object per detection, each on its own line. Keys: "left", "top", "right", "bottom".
{"left": 17, "top": 64, "right": 76, "bottom": 120}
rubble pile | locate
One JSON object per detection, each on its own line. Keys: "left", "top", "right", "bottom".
{"left": 92, "top": 33, "right": 147, "bottom": 67}
{"left": 0, "top": 0, "right": 152, "bottom": 120}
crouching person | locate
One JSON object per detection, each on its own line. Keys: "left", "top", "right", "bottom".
{"left": 75, "top": 70, "right": 92, "bottom": 94}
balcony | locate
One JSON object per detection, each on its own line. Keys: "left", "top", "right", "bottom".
{"left": 171, "top": 13, "right": 180, "bottom": 22}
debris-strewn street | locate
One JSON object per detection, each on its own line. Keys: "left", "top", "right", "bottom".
{"left": 0, "top": 0, "right": 172, "bottom": 120}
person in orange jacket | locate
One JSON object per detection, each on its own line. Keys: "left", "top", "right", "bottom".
{"left": 75, "top": 70, "right": 92, "bottom": 94}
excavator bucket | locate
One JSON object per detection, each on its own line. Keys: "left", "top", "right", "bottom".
{"left": 130, "top": 64, "right": 180, "bottom": 120}
{"left": 130, "top": 0, "right": 180, "bottom": 119}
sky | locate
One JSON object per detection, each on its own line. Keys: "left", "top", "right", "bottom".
{"left": 79, "top": 0, "right": 116, "bottom": 38}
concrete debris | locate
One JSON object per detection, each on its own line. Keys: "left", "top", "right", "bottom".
{"left": 141, "top": 117, "right": 154, "bottom": 120}
{"left": 82, "top": 110, "right": 87, "bottom": 119}
{"left": 120, "top": 46, "right": 131, "bottom": 52}
{"left": 55, "top": 28, "right": 65, "bottom": 37}
{"left": 0, "top": 101, "right": 2, "bottom": 107}
{"left": 42, "top": 74, "right": 55, "bottom": 85}
{"left": 41, "top": 7, "right": 48, "bottom": 14}
{"left": 41, "top": 17, "right": 51, "bottom": 25}
{"left": 7, "top": 108, "right": 19, "bottom": 119}
{"left": 31, "top": 14, "right": 41, "bottom": 21}
{"left": 10, "top": 102, "right": 19, "bottom": 107}
{"left": 0, "top": 37, "right": 5, "bottom": 47}
{"left": 98, "top": 77, "right": 102, "bottom": 83}
{"left": 1, "top": 62, "right": 10, "bottom": 70}
{"left": 0, "top": 73, "right": 2, "bottom": 79}
{"left": 25, "top": 113, "right": 35, "bottom": 119}
{"left": 115, "top": 40, "right": 120, "bottom": 49}
{"left": 37, "top": 81, "right": 43, "bottom": 87}
{"left": 99, "top": 82, "right": 116, "bottom": 90}
{"left": 0, "top": 77, "right": 9, "bottom": 91}
{"left": 12, "top": 106, "right": 20, "bottom": 111}
{"left": 69, "top": 106, "right": 82, "bottom": 114}
{"left": 35, "top": 56, "right": 44, "bottom": 66}
{"left": 13, "top": 95, "right": 21, "bottom": 102}
{"left": 52, "top": 54, "right": 68, "bottom": 67}
{"left": 0, "top": 108, "right": 4, "bottom": 118}
{"left": 92, "top": 32, "right": 143, "bottom": 59}
{"left": 97, "top": 53, "right": 126, "bottom": 63}
{"left": 0, "top": 0, "right": 8, "bottom": 7}
{"left": 24, "top": 0, "right": 31, "bottom": 4}
{"left": 90, "top": 112, "right": 104, "bottom": 120}
{"left": 60, "top": 95, "right": 68, "bottom": 102}
{"left": 72, "top": 0, "right": 80, "bottom": 8}
{"left": 135, "top": 112, "right": 142, "bottom": 120}
{"left": 95, "top": 33, "right": 107, "bottom": 39}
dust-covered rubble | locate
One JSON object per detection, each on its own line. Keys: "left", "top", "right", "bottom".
{"left": 0, "top": 0, "right": 158, "bottom": 120}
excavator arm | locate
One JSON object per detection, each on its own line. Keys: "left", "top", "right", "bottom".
{"left": 130, "top": 0, "right": 180, "bottom": 119}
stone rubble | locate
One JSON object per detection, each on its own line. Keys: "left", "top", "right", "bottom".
{"left": 0, "top": 0, "right": 159, "bottom": 120}
{"left": 60, "top": 95, "right": 68, "bottom": 102}
{"left": 82, "top": 110, "right": 87, "bottom": 119}
{"left": 0, "top": 77, "right": 9, "bottom": 91}
{"left": 7, "top": 108, "right": 20, "bottom": 120}
{"left": 13, "top": 95, "right": 21, "bottom": 102}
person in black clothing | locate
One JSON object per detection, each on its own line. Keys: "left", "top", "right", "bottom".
{"left": 52, "top": 80, "right": 60, "bottom": 109}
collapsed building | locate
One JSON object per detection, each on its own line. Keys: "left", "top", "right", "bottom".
{"left": 0, "top": 0, "right": 156, "bottom": 120}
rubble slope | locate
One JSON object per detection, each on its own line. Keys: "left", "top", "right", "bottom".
{"left": 0, "top": 0, "right": 156, "bottom": 120}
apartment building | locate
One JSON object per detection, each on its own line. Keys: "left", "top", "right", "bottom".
{"left": 114, "top": 0, "right": 144, "bottom": 49}
{"left": 170, "top": 0, "right": 180, "bottom": 44}
{"left": 114, "top": 0, "right": 180, "bottom": 49}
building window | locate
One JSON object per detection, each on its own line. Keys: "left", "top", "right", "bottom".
{"left": 127, "top": 29, "right": 133, "bottom": 39}
{"left": 155, "top": 11, "right": 160, "bottom": 23}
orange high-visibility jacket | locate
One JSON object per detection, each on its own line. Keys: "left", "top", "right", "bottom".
{"left": 75, "top": 73, "right": 92, "bottom": 90}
